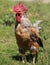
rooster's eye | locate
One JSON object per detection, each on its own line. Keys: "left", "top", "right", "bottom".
{"left": 18, "top": 14, "right": 20, "bottom": 16}
{"left": 16, "top": 13, "right": 21, "bottom": 16}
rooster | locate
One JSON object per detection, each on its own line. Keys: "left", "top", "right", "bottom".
{"left": 14, "top": 4, "right": 43, "bottom": 64}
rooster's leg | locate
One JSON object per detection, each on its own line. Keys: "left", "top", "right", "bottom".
{"left": 32, "top": 55, "right": 36, "bottom": 64}
{"left": 19, "top": 48, "right": 26, "bottom": 63}
{"left": 22, "top": 54, "right": 26, "bottom": 63}
{"left": 30, "top": 46, "right": 38, "bottom": 64}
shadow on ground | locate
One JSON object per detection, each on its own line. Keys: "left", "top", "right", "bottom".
{"left": 11, "top": 54, "right": 33, "bottom": 63}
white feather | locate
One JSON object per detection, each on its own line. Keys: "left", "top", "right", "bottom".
{"left": 33, "top": 20, "right": 43, "bottom": 33}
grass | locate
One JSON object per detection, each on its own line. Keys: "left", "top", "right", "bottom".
{"left": 0, "top": 0, "right": 50, "bottom": 65}
{"left": 0, "top": 25, "right": 49, "bottom": 65}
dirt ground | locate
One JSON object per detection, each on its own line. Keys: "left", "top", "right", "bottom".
{"left": 43, "top": 0, "right": 50, "bottom": 3}
{"left": 10, "top": 0, "right": 50, "bottom": 3}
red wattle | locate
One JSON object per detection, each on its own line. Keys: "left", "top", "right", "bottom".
{"left": 16, "top": 15, "right": 21, "bottom": 23}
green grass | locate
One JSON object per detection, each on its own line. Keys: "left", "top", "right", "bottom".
{"left": 0, "top": 24, "right": 49, "bottom": 65}
{"left": 0, "top": 0, "right": 50, "bottom": 65}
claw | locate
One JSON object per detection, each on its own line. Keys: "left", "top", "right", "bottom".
{"left": 22, "top": 60, "right": 25, "bottom": 63}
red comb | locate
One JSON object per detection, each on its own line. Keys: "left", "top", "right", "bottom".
{"left": 13, "top": 4, "right": 28, "bottom": 13}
